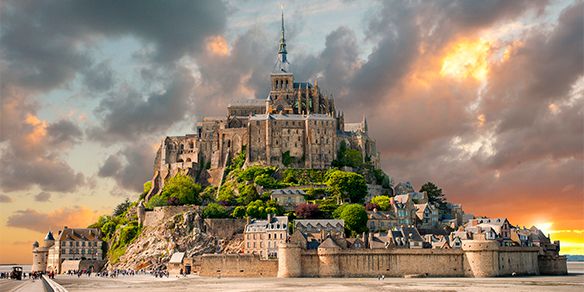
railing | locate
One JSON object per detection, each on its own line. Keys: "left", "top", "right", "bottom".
{"left": 41, "top": 274, "right": 68, "bottom": 292}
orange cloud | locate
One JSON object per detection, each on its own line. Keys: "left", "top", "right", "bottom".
{"left": 24, "top": 113, "right": 47, "bottom": 144}
{"left": 206, "top": 35, "right": 230, "bottom": 56}
{"left": 6, "top": 206, "right": 105, "bottom": 233}
{"left": 440, "top": 38, "right": 491, "bottom": 81}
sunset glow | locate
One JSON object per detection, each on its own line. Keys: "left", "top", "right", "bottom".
{"left": 440, "top": 39, "right": 491, "bottom": 81}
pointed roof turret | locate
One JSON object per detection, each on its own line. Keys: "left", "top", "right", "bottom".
{"left": 274, "top": 8, "right": 290, "bottom": 72}
{"left": 44, "top": 230, "right": 55, "bottom": 241}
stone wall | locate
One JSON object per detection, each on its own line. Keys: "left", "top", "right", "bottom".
{"left": 204, "top": 218, "right": 246, "bottom": 238}
{"left": 60, "top": 260, "right": 106, "bottom": 273}
{"left": 275, "top": 240, "right": 561, "bottom": 278}
{"left": 199, "top": 254, "right": 278, "bottom": 277}
{"left": 143, "top": 205, "right": 200, "bottom": 227}
{"left": 538, "top": 255, "right": 568, "bottom": 275}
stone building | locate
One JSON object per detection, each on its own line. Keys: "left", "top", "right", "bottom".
{"left": 270, "top": 189, "right": 306, "bottom": 211}
{"left": 244, "top": 214, "right": 289, "bottom": 259}
{"left": 32, "top": 227, "right": 103, "bottom": 274}
{"left": 146, "top": 12, "right": 380, "bottom": 199}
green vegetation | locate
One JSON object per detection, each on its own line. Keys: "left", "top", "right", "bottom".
{"left": 370, "top": 195, "right": 392, "bottom": 211}
{"left": 282, "top": 151, "right": 292, "bottom": 167}
{"left": 326, "top": 170, "right": 368, "bottom": 203}
{"left": 113, "top": 199, "right": 132, "bottom": 217}
{"left": 419, "top": 182, "right": 448, "bottom": 211}
{"left": 202, "top": 203, "right": 229, "bottom": 218}
{"left": 146, "top": 174, "right": 202, "bottom": 208}
{"left": 333, "top": 141, "right": 363, "bottom": 168}
{"left": 333, "top": 204, "right": 368, "bottom": 236}
{"left": 245, "top": 200, "right": 284, "bottom": 219}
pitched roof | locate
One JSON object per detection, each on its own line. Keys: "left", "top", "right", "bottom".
{"left": 295, "top": 219, "right": 344, "bottom": 229}
{"left": 45, "top": 231, "right": 55, "bottom": 241}
{"left": 58, "top": 228, "right": 100, "bottom": 241}
{"left": 169, "top": 252, "right": 185, "bottom": 264}
{"left": 318, "top": 237, "right": 340, "bottom": 249}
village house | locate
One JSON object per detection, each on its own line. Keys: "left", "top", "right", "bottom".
{"left": 367, "top": 209, "right": 396, "bottom": 232}
{"left": 387, "top": 226, "right": 425, "bottom": 249}
{"left": 414, "top": 203, "right": 440, "bottom": 229}
{"left": 270, "top": 189, "right": 306, "bottom": 211}
{"left": 244, "top": 214, "right": 288, "bottom": 259}
{"left": 294, "top": 219, "right": 345, "bottom": 242}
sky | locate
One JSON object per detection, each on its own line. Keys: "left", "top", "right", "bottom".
{"left": 0, "top": 0, "right": 582, "bottom": 263}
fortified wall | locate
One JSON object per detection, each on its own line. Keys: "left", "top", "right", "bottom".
{"left": 199, "top": 254, "right": 278, "bottom": 277}
{"left": 143, "top": 205, "right": 200, "bottom": 227}
{"left": 204, "top": 218, "right": 246, "bottom": 238}
{"left": 275, "top": 240, "right": 565, "bottom": 278}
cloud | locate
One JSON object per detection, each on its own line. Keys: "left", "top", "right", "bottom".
{"left": 34, "top": 192, "right": 51, "bottom": 202}
{"left": 6, "top": 206, "right": 103, "bottom": 233}
{"left": 97, "top": 142, "right": 156, "bottom": 192}
{"left": 0, "top": 89, "right": 86, "bottom": 192}
{"left": 0, "top": 194, "right": 12, "bottom": 203}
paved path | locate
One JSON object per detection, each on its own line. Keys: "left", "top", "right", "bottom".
{"left": 0, "top": 279, "right": 46, "bottom": 292}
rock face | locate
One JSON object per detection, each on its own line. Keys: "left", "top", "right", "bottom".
{"left": 112, "top": 209, "right": 242, "bottom": 270}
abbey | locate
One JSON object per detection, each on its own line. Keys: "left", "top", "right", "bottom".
{"left": 147, "top": 13, "right": 379, "bottom": 198}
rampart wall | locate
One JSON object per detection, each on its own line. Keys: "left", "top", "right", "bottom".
{"left": 204, "top": 218, "right": 246, "bottom": 238}
{"left": 143, "top": 205, "right": 199, "bottom": 227}
{"left": 199, "top": 254, "right": 278, "bottom": 277}
{"left": 275, "top": 240, "right": 565, "bottom": 278}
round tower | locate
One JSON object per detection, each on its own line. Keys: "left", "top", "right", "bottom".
{"left": 277, "top": 242, "right": 302, "bottom": 278}
{"left": 31, "top": 241, "right": 48, "bottom": 273}
{"left": 462, "top": 240, "right": 500, "bottom": 277}
{"left": 317, "top": 240, "right": 341, "bottom": 277}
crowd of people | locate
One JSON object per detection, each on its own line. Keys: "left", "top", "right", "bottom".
{"left": 62, "top": 268, "right": 169, "bottom": 278}
{"left": 0, "top": 270, "right": 51, "bottom": 280}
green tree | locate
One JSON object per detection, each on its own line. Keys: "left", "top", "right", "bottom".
{"left": 246, "top": 200, "right": 267, "bottom": 219}
{"left": 113, "top": 199, "right": 132, "bottom": 217}
{"left": 231, "top": 206, "right": 246, "bottom": 218}
{"left": 160, "top": 174, "right": 202, "bottom": 205}
{"left": 101, "top": 221, "right": 117, "bottom": 239}
{"left": 143, "top": 181, "right": 152, "bottom": 194}
{"left": 335, "top": 204, "right": 368, "bottom": 236}
{"left": 371, "top": 195, "right": 392, "bottom": 211}
{"left": 326, "top": 170, "right": 368, "bottom": 203}
{"left": 419, "top": 182, "right": 447, "bottom": 210}
{"left": 203, "top": 203, "right": 229, "bottom": 218}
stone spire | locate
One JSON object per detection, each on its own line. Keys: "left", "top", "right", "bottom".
{"left": 275, "top": 9, "right": 289, "bottom": 72}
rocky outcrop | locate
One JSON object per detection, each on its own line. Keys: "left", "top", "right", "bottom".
{"left": 111, "top": 209, "right": 242, "bottom": 271}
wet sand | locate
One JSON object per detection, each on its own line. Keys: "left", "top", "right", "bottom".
{"left": 54, "top": 262, "right": 584, "bottom": 292}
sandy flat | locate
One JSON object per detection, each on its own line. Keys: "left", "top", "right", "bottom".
{"left": 53, "top": 262, "right": 584, "bottom": 292}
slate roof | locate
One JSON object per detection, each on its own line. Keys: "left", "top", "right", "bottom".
{"left": 293, "top": 82, "right": 313, "bottom": 89}
{"left": 58, "top": 228, "right": 100, "bottom": 241}
{"left": 249, "top": 114, "right": 334, "bottom": 121}
{"left": 295, "top": 219, "right": 344, "bottom": 231}
{"left": 318, "top": 237, "right": 340, "bottom": 249}
{"left": 271, "top": 189, "right": 306, "bottom": 196}
{"left": 45, "top": 231, "right": 55, "bottom": 241}
{"left": 246, "top": 216, "right": 289, "bottom": 232}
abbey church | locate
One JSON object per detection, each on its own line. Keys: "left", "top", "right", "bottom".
{"left": 147, "top": 13, "right": 379, "bottom": 197}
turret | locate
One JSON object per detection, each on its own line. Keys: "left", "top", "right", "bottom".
{"left": 44, "top": 230, "right": 55, "bottom": 248}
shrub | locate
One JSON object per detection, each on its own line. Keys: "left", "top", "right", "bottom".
{"left": 112, "top": 199, "right": 132, "bottom": 217}
{"left": 335, "top": 204, "right": 368, "bottom": 236}
{"left": 295, "top": 203, "right": 321, "bottom": 219}
{"left": 231, "top": 206, "right": 246, "bottom": 218}
{"left": 371, "top": 195, "right": 392, "bottom": 211}
{"left": 326, "top": 170, "right": 368, "bottom": 203}
{"left": 203, "top": 203, "right": 229, "bottom": 218}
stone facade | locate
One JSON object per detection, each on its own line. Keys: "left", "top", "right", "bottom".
{"left": 275, "top": 240, "right": 565, "bottom": 278}
{"left": 32, "top": 227, "right": 103, "bottom": 274}
{"left": 146, "top": 14, "right": 380, "bottom": 199}
{"left": 244, "top": 215, "right": 289, "bottom": 259}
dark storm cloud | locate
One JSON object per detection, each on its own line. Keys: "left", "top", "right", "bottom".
{"left": 47, "top": 120, "right": 84, "bottom": 147}
{"left": 482, "top": 1, "right": 584, "bottom": 169}
{"left": 34, "top": 192, "right": 51, "bottom": 202}
{"left": 98, "top": 142, "right": 155, "bottom": 193}
{"left": 87, "top": 67, "right": 196, "bottom": 143}
{"left": 0, "top": 0, "right": 228, "bottom": 192}
{"left": 82, "top": 60, "right": 115, "bottom": 92}
{"left": 0, "top": 0, "right": 227, "bottom": 90}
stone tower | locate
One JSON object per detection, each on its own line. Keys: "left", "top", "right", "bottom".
{"left": 31, "top": 231, "right": 54, "bottom": 273}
